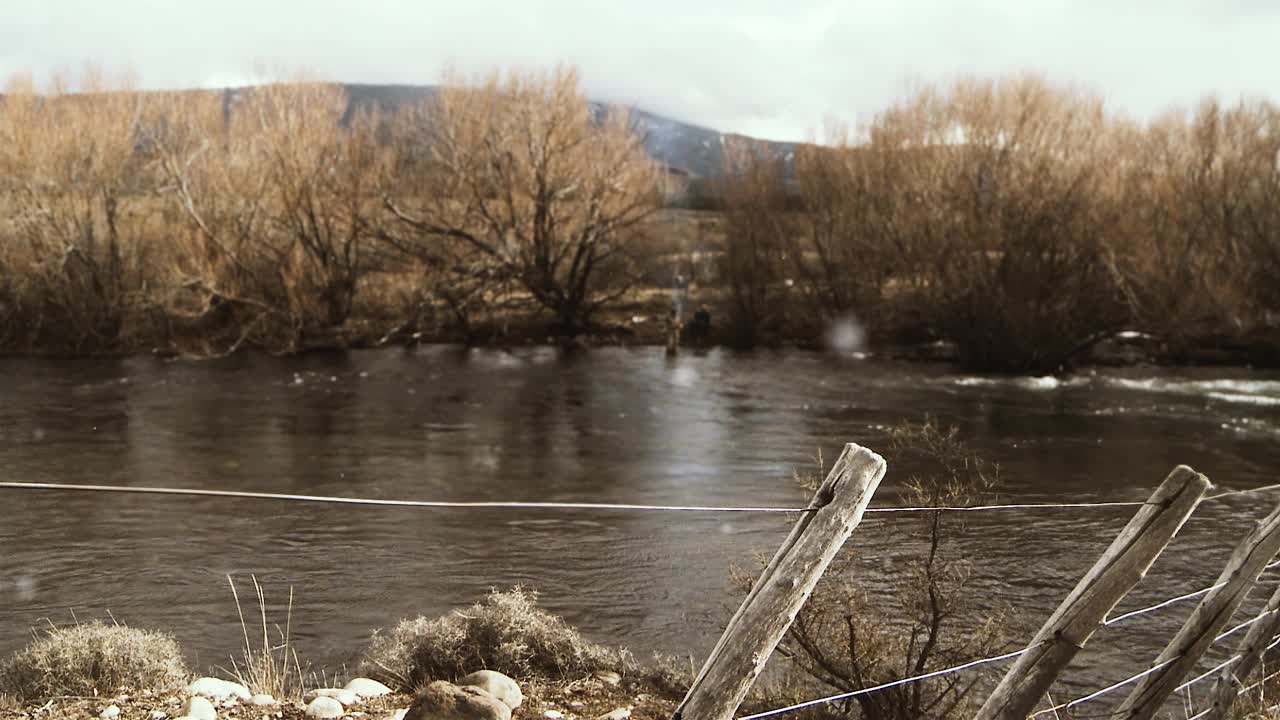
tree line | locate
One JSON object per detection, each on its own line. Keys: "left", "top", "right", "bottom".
{"left": 0, "top": 68, "right": 1276, "bottom": 372}
{"left": 717, "top": 76, "right": 1280, "bottom": 372}
{"left": 0, "top": 66, "right": 659, "bottom": 356}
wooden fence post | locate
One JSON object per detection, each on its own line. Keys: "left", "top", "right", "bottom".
{"left": 1114, "top": 501, "right": 1280, "bottom": 720}
{"left": 974, "top": 466, "right": 1210, "bottom": 720}
{"left": 1202, "top": 577, "right": 1280, "bottom": 720}
{"left": 672, "top": 443, "right": 886, "bottom": 720}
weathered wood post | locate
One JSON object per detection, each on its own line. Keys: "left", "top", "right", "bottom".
{"left": 672, "top": 443, "right": 886, "bottom": 720}
{"left": 974, "top": 466, "right": 1210, "bottom": 720}
{"left": 1114, "top": 501, "right": 1280, "bottom": 720}
{"left": 1202, "top": 577, "right": 1280, "bottom": 720}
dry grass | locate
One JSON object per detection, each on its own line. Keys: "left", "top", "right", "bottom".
{"left": 222, "top": 574, "right": 307, "bottom": 702}
{"left": 358, "top": 587, "right": 635, "bottom": 691}
{"left": 0, "top": 621, "right": 188, "bottom": 701}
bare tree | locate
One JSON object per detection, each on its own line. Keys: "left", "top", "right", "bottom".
{"left": 717, "top": 137, "right": 793, "bottom": 346}
{"left": 149, "top": 79, "right": 385, "bottom": 352}
{"left": 790, "top": 126, "right": 891, "bottom": 322}
{"left": 0, "top": 69, "right": 152, "bottom": 351}
{"left": 866, "top": 76, "right": 1127, "bottom": 372}
{"left": 383, "top": 66, "right": 661, "bottom": 338}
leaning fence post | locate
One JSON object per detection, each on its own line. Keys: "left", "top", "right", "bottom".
{"left": 1114, "top": 500, "right": 1280, "bottom": 720}
{"left": 974, "top": 466, "right": 1210, "bottom": 720}
{"left": 672, "top": 443, "right": 886, "bottom": 720}
{"left": 1202, "top": 576, "right": 1280, "bottom": 720}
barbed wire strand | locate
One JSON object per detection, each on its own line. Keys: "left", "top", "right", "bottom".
{"left": 1206, "top": 483, "right": 1280, "bottom": 502}
{"left": 1234, "top": 638, "right": 1280, "bottom": 697}
{"left": 1105, "top": 584, "right": 1230, "bottom": 626}
{"left": 0, "top": 480, "right": 1163, "bottom": 514}
{"left": 1175, "top": 625, "right": 1280, "bottom": 696}
{"left": 1031, "top": 658, "right": 1180, "bottom": 717}
{"left": 0, "top": 482, "right": 810, "bottom": 514}
{"left": 1176, "top": 654, "right": 1244, "bottom": 695}
{"left": 736, "top": 645, "right": 1035, "bottom": 720}
{"left": 1105, "top": 562, "right": 1280, "bottom": 627}
{"left": 2, "top": 481, "right": 1275, "bottom": 515}
{"left": 1051, "top": 629, "right": 1280, "bottom": 720}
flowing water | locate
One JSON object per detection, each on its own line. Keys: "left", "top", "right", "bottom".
{"left": 2, "top": 346, "right": 1279, "bottom": 696}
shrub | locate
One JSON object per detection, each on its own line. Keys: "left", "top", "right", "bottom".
{"left": 0, "top": 621, "right": 189, "bottom": 701}
{"left": 358, "top": 587, "right": 634, "bottom": 690}
{"left": 736, "top": 420, "right": 1015, "bottom": 720}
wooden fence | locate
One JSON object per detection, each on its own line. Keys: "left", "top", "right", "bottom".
{"left": 5, "top": 440, "right": 1279, "bottom": 720}
{"left": 674, "top": 443, "right": 1280, "bottom": 720}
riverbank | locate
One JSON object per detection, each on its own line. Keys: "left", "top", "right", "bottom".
{"left": 0, "top": 590, "right": 688, "bottom": 720}
{"left": 9, "top": 291, "right": 1280, "bottom": 375}
{"left": 0, "top": 675, "right": 680, "bottom": 720}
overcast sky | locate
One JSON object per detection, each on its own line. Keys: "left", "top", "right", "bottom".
{"left": 2, "top": 1, "right": 1276, "bottom": 141}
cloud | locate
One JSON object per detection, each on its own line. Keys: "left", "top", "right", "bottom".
{"left": 1, "top": 0, "right": 1277, "bottom": 141}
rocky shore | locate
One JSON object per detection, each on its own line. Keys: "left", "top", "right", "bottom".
{"left": 0, "top": 669, "right": 677, "bottom": 720}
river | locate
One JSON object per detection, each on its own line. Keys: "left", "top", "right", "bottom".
{"left": 2, "top": 347, "right": 1279, "bottom": 698}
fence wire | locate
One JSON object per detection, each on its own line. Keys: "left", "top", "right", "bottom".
{"left": 4, "top": 469, "right": 1280, "bottom": 719}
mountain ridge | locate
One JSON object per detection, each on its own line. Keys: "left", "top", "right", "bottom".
{"left": 338, "top": 82, "right": 797, "bottom": 178}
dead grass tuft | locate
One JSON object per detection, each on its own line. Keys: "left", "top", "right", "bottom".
{"left": 0, "top": 620, "right": 188, "bottom": 701}
{"left": 358, "top": 587, "right": 634, "bottom": 690}
{"left": 223, "top": 574, "right": 307, "bottom": 702}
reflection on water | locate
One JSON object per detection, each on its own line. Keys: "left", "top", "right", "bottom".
{"left": 1, "top": 347, "right": 1279, "bottom": 694}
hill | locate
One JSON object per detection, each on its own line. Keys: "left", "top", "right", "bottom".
{"left": 339, "top": 83, "right": 796, "bottom": 178}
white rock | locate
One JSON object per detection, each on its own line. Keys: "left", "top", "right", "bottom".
{"left": 250, "top": 693, "right": 278, "bottom": 706}
{"left": 182, "top": 695, "right": 218, "bottom": 720}
{"left": 306, "top": 696, "right": 346, "bottom": 719}
{"left": 595, "top": 708, "right": 633, "bottom": 720}
{"left": 457, "top": 670, "right": 522, "bottom": 710}
{"left": 150, "top": 712, "right": 168, "bottom": 720}
{"left": 593, "top": 670, "right": 622, "bottom": 686}
{"left": 187, "top": 677, "right": 252, "bottom": 701}
{"left": 345, "top": 677, "right": 393, "bottom": 698}
{"left": 306, "top": 687, "right": 359, "bottom": 706}
{"left": 100, "top": 706, "right": 121, "bottom": 719}
{"left": 544, "top": 711, "right": 565, "bottom": 719}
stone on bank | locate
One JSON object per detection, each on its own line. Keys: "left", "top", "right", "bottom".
{"left": 405, "top": 680, "right": 512, "bottom": 720}
{"left": 457, "top": 670, "right": 523, "bottom": 710}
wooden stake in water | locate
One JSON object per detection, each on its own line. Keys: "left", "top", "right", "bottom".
{"left": 975, "top": 466, "right": 1210, "bottom": 720}
{"left": 1115, "top": 500, "right": 1280, "bottom": 720}
{"left": 1202, "top": 578, "right": 1280, "bottom": 720}
{"left": 672, "top": 443, "right": 886, "bottom": 720}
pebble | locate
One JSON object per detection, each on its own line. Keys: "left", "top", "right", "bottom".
{"left": 149, "top": 712, "right": 168, "bottom": 720}
{"left": 345, "top": 677, "right": 394, "bottom": 698}
{"left": 100, "top": 706, "right": 121, "bottom": 719}
{"left": 306, "top": 696, "right": 346, "bottom": 719}
{"left": 595, "top": 708, "right": 633, "bottom": 720}
{"left": 543, "top": 711, "right": 565, "bottom": 719}
{"left": 306, "top": 687, "right": 359, "bottom": 706}
{"left": 183, "top": 695, "right": 218, "bottom": 720}
{"left": 187, "top": 677, "right": 251, "bottom": 701}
